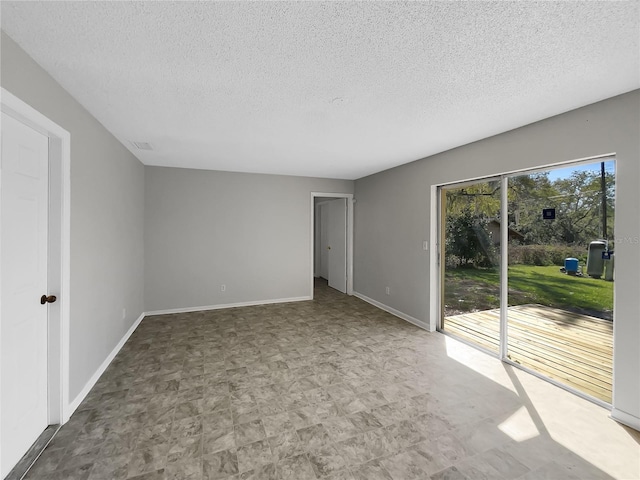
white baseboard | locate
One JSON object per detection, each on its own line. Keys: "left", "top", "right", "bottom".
{"left": 67, "top": 312, "right": 145, "bottom": 417}
{"left": 611, "top": 408, "right": 640, "bottom": 431}
{"left": 145, "top": 296, "right": 312, "bottom": 316}
{"left": 353, "top": 291, "right": 432, "bottom": 332}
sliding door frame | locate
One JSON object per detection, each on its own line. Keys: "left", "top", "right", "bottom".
{"left": 434, "top": 154, "right": 616, "bottom": 408}
{"left": 499, "top": 176, "right": 509, "bottom": 359}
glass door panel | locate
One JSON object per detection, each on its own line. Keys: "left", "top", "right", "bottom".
{"left": 506, "top": 160, "right": 615, "bottom": 403}
{"left": 441, "top": 180, "right": 502, "bottom": 354}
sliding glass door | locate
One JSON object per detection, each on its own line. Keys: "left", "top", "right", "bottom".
{"left": 439, "top": 157, "right": 615, "bottom": 404}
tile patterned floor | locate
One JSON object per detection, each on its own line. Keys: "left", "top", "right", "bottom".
{"left": 23, "top": 279, "right": 640, "bottom": 480}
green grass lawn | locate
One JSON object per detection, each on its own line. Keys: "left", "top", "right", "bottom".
{"left": 444, "top": 264, "right": 613, "bottom": 320}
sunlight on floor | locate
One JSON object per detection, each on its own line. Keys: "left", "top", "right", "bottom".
{"left": 498, "top": 406, "right": 540, "bottom": 443}
{"left": 443, "top": 334, "right": 518, "bottom": 395}
{"left": 442, "top": 332, "right": 640, "bottom": 479}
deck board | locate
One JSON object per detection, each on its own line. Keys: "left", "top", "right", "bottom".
{"left": 444, "top": 304, "right": 613, "bottom": 403}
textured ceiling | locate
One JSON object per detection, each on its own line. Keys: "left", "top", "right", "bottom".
{"left": 2, "top": 2, "right": 638, "bottom": 180}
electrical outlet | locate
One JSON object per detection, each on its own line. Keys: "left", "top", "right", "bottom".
{"left": 221, "top": 284, "right": 226, "bottom": 292}
{"left": 122, "top": 308, "right": 126, "bottom": 320}
{"left": 423, "top": 240, "right": 428, "bottom": 251}
{"left": 385, "top": 286, "right": 390, "bottom": 295}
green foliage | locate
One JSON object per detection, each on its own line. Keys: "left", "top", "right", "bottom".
{"left": 508, "top": 244, "right": 584, "bottom": 266}
{"left": 444, "top": 182, "right": 500, "bottom": 268}
{"left": 445, "top": 182, "right": 500, "bottom": 218}
{"left": 445, "top": 207, "right": 497, "bottom": 267}
{"left": 443, "top": 162, "right": 615, "bottom": 270}
{"left": 508, "top": 167, "right": 615, "bottom": 246}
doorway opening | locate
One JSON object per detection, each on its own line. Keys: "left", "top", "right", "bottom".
{"left": 1, "top": 88, "right": 71, "bottom": 478}
{"left": 310, "top": 192, "right": 353, "bottom": 299}
{"left": 438, "top": 155, "right": 615, "bottom": 406}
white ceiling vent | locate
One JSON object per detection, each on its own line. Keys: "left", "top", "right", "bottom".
{"left": 130, "top": 141, "right": 153, "bottom": 151}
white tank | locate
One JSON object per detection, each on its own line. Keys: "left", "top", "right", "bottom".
{"left": 587, "top": 240, "right": 607, "bottom": 278}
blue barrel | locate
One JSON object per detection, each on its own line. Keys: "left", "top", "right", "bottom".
{"left": 565, "top": 257, "right": 579, "bottom": 275}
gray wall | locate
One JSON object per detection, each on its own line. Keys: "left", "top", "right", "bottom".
{"left": 144, "top": 166, "right": 353, "bottom": 312}
{"left": 4, "top": 26, "right": 637, "bottom": 426}
{"left": 354, "top": 90, "right": 640, "bottom": 424}
{"left": 1, "top": 32, "right": 145, "bottom": 402}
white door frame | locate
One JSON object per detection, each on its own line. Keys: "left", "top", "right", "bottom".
{"left": 310, "top": 192, "right": 354, "bottom": 298}
{"left": 0, "top": 88, "right": 71, "bottom": 475}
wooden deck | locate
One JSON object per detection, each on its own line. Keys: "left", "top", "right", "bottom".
{"left": 444, "top": 304, "right": 613, "bottom": 403}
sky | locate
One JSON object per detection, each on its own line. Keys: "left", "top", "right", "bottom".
{"left": 547, "top": 159, "right": 615, "bottom": 182}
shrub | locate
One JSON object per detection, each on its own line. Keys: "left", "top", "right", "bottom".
{"left": 508, "top": 244, "right": 585, "bottom": 266}
{"left": 445, "top": 208, "right": 497, "bottom": 267}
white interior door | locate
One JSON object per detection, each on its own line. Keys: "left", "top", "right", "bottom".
{"left": 320, "top": 204, "right": 329, "bottom": 279}
{"left": 327, "top": 198, "right": 347, "bottom": 293}
{"left": 1, "top": 112, "right": 50, "bottom": 477}
{"left": 314, "top": 204, "right": 321, "bottom": 277}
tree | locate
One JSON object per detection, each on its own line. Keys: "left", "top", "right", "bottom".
{"left": 552, "top": 170, "right": 615, "bottom": 244}
{"left": 507, "top": 172, "right": 559, "bottom": 245}
{"left": 443, "top": 163, "right": 616, "bottom": 267}
{"left": 445, "top": 207, "right": 497, "bottom": 267}
{"left": 445, "top": 182, "right": 500, "bottom": 218}
{"left": 506, "top": 169, "right": 615, "bottom": 246}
